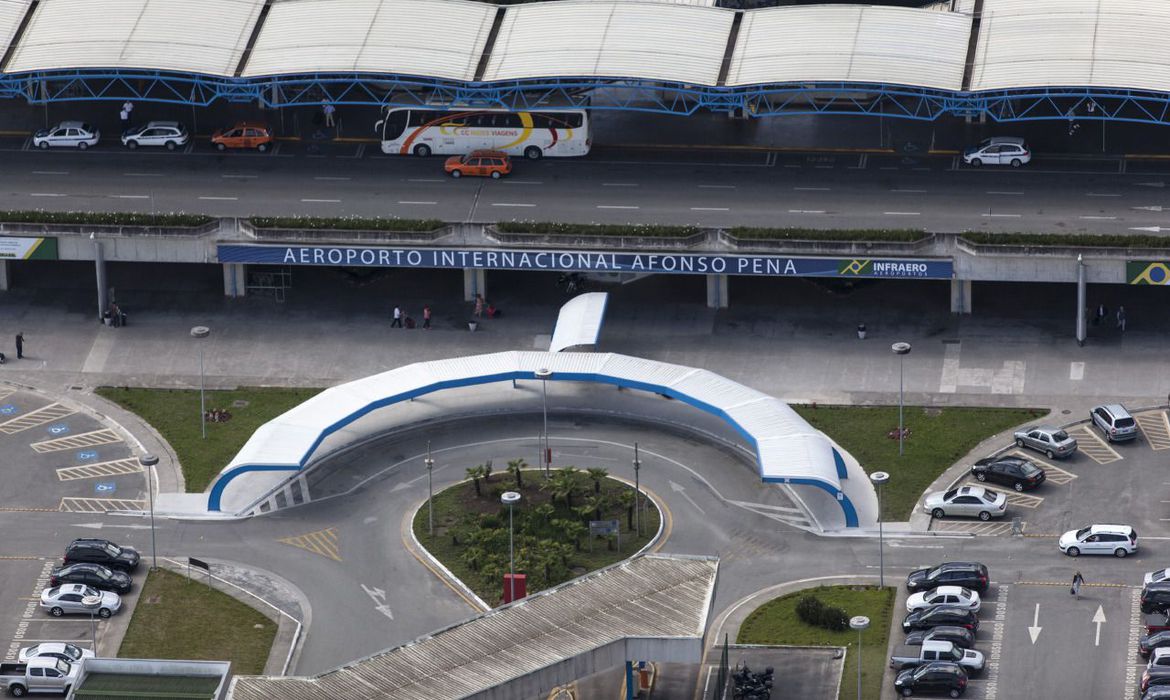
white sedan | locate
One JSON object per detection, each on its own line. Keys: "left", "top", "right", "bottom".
{"left": 32, "top": 121, "right": 100, "bottom": 150}
{"left": 923, "top": 485, "right": 1007, "bottom": 521}
{"left": 18, "top": 642, "right": 94, "bottom": 664}
{"left": 906, "top": 586, "right": 982, "bottom": 614}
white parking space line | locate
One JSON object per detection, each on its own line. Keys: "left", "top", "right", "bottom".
{"left": 300, "top": 198, "right": 341, "bottom": 203}
{"left": 1070, "top": 361, "right": 1085, "bottom": 380}
{"left": 198, "top": 196, "right": 238, "bottom": 201}
{"left": 1127, "top": 588, "right": 1141, "bottom": 697}
{"left": 492, "top": 203, "right": 536, "bottom": 208}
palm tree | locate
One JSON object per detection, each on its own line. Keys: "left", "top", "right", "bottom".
{"left": 465, "top": 465, "right": 484, "bottom": 497}
{"left": 559, "top": 519, "right": 587, "bottom": 551}
{"left": 506, "top": 458, "right": 527, "bottom": 489}
{"left": 586, "top": 467, "right": 608, "bottom": 494}
{"left": 461, "top": 545, "right": 486, "bottom": 571}
{"left": 481, "top": 460, "right": 493, "bottom": 484}
{"left": 573, "top": 501, "right": 596, "bottom": 523}
{"left": 547, "top": 470, "right": 576, "bottom": 509}
{"left": 618, "top": 489, "right": 636, "bottom": 530}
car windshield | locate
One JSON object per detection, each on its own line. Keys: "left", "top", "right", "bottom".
{"left": 943, "top": 489, "right": 958, "bottom": 500}
{"left": 81, "top": 586, "right": 97, "bottom": 597}
{"left": 1076, "top": 527, "right": 1091, "bottom": 539}
{"left": 55, "top": 659, "right": 69, "bottom": 675}
{"left": 62, "top": 644, "right": 81, "bottom": 660}
{"left": 1019, "top": 462, "right": 1041, "bottom": 476}
{"left": 1156, "top": 570, "right": 1170, "bottom": 583}
{"left": 103, "top": 543, "right": 121, "bottom": 556}
{"left": 977, "top": 139, "right": 992, "bottom": 149}
{"left": 1052, "top": 430, "right": 1069, "bottom": 441}
{"left": 25, "top": 645, "right": 41, "bottom": 656}
{"left": 47, "top": 586, "right": 60, "bottom": 596}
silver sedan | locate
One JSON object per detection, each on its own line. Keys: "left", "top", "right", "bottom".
{"left": 1013, "top": 425, "right": 1078, "bottom": 459}
{"left": 40, "top": 584, "right": 121, "bottom": 618}
{"left": 924, "top": 485, "right": 1007, "bottom": 521}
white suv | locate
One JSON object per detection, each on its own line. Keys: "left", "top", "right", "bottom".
{"left": 121, "top": 121, "right": 189, "bottom": 150}
{"left": 963, "top": 137, "right": 1031, "bottom": 167}
{"left": 1059, "top": 524, "right": 1137, "bottom": 558}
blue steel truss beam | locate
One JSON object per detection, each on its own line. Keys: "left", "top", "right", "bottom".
{"left": 5, "top": 70, "right": 1170, "bottom": 126}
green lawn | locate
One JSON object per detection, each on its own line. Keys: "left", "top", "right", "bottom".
{"left": 96, "top": 387, "right": 320, "bottom": 493}
{"left": 793, "top": 405, "right": 1041, "bottom": 520}
{"left": 118, "top": 568, "right": 275, "bottom": 674}
{"left": 414, "top": 466, "right": 661, "bottom": 604}
{"left": 737, "top": 585, "right": 893, "bottom": 700}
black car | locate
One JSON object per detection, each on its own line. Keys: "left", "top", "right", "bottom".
{"left": 903, "top": 606, "right": 980, "bottom": 633}
{"left": 970, "top": 456, "right": 1046, "bottom": 492}
{"left": 63, "top": 538, "right": 140, "bottom": 573}
{"left": 904, "top": 626, "right": 976, "bottom": 649}
{"left": 893, "top": 661, "right": 968, "bottom": 697}
{"left": 49, "top": 562, "right": 132, "bottom": 594}
{"left": 1145, "top": 668, "right": 1170, "bottom": 693}
{"left": 906, "top": 562, "right": 990, "bottom": 593}
{"left": 1143, "top": 584, "right": 1170, "bottom": 615}
{"left": 1144, "top": 685, "right": 1170, "bottom": 700}
{"left": 1141, "top": 630, "right": 1170, "bottom": 658}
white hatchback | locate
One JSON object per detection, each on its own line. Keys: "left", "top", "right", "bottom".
{"left": 963, "top": 137, "right": 1031, "bottom": 167}
{"left": 1059, "top": 524, "right": 1138, "bottom": 557}
{"left": 32, "top": 121, "right": 100, "bottom": 150}
{"left": 906, "top": 585, "right": 982, "bottom": 613}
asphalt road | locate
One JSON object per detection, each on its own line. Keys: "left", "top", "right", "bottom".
{"left": 4, "top": 138, "right": 1170, "bottom": 233}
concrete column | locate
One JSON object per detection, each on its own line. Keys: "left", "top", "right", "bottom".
{"left": 93, "top": 240, "right": 108, "bottom": 322}
{"left": 0, "top": 260, "right": 9, "bottom": 291}
{"left": 1076, "top": 254, "right": 1086, "bottom": 347}
{"left": 949, "top": 279, "right": 972, "bottom": 314}
{"left": 705, "top": 274, "right": 728, "bottom": 309}
{"left": 223, "top": 263, "right": 247, "bottom": 298}
{"left": 463, "top": 268, "right": 485, "bottom": 302}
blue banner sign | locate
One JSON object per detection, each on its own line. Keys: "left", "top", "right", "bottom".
{"left": 218, "top": 245, "right": 953, "bottom": 280}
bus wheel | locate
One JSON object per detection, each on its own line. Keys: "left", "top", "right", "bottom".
{"left": 524, "top": 146, "right": 542, "bottom": 160}
{"left": 413, "top": 144, "right": 431, "bottom": 157}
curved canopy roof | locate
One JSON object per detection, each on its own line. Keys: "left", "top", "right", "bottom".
{"left": 549, "top": 292, "right": 608, "bottom": 352}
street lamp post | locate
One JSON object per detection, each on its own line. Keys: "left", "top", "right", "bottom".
{"left": 425, "top": 441, "right": 435, "bottom": 537}
{"left": 83, "top": 594, "right": 101, "bottom": 652}
{"left": 139, "top": 454, "right": 159, "bottom": 570}
{"left": 891, "top": 342, "right": 911, "bottom": 456}
{"left": 632, "top": 442, "right": 642, "bottom": 537}
{"left": 849, "top": 615, "right": 870, "bottom": 700}
{"left": 191, "top": 326, "right": 210, "bottom": 439}
{"left": 501, "top": 491, "right": 522, "bottom": 603}
{"left": 535, "top": 368, "right": 553, "bottom": 478}
{"left": 871, "top": 471, "right": 890, "bottom": 588}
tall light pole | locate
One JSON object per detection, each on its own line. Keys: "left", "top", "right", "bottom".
{"left": 535, "top": 368, "right": 553, "bottom": 478}
{"left": 83, "top": 594, "right": 101, "bottom": 652}
{"left": 191, "top": 326, "right": 210, "bottom": 439}
{"left": 501, "top": 491, "right": 521, "bottom": 603}
{"left": 891, "top": 341, "right": 912, "bottom": 456}
{"left": 139, "top": 454, "right": 159, "bottom": 571}
{"left": 871, "top": 471, "right": 890, "bottom": 588}
{"left": 849, "top": 615, "right": 870, "bottom": 700}
{"left": 632, "top": 442, "right": 642, "bottom": 537}
{"left": 425, "top": 441, "right": 435, "bottom": 537}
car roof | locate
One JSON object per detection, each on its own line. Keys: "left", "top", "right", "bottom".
{"left": 69, "top": 538, "right": 114, "bottom": 547}
{"left": 935, "top": 561, "right": 984, "bottom": 572}
{"left": 983, "top": 136, "right": 1026, "bottom": 145}
{"left": 469, "top": 149, "right": 508, "bottom": 157}
{"left": 932, "top": 586, "right": 970, "bottom": 596}
{"left": 1098, "top": 403, "right": 1132, "bottom": 416}
{"left": 56, "top": 121, "right": 86, "bottom": 128}
{"left": 144, "top": 121, "right": 180, "bottom": 128}
{"left": 229, "top": 121, "right": 270, "bottom": 129}
{"left": 954, "top": 485, "right": 988, "bottom": 497}
{"left": 1088, "top": 523, "right": 1134, "bottom": 534}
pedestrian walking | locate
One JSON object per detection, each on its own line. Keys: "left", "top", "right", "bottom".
{"left": 120, "top": 101, "right": 134, "bottom": 128}
{"left": 1094, "top": 303, "right": 1107, "bottom": 326}
{"left": 422, "top": 305, "right": 432, "bottom": 330}
{"left": 1117, "top": 305, "right": 1127, "bottom": 332}
{"left": 391, "top": 305, "right": 403, "bottom": 328}
{"left": 322, "top": 102, "right": 336, "bottom": 128}
{"left": 473, "top": 294, "right": 484, "bottom": 318}
{"left": 1071, "top": 571, "right": 1084, "bottom": 600}
{"left": 14, "top": 332, "right": 24, "bottom": 359}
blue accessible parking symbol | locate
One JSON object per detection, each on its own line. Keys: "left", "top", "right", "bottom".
{"left": 0, "top": 404, "right": 17, "bottom": 415}
{"left": 77, "top": 450, "right": 98, "bottom": 462}
{"left": 47, "top": 423, "right": 70, "bottom": 436}
{"left": 95, "top": 482, "right": 116, "bottom": 495}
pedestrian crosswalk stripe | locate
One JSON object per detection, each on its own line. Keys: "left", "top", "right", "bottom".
{"left": 1068, "top": 426, "right": 1123, "bottom": 464}
{"left": 30, "top": 429, "right": 121, "bottom": 453}
{"left": 0, "top": 402, "right": 75, "bottom": 434}
{"left": 56, "top": 458, "right": 143, "bottom": 481}
{"left": 1007, "top": 451, "right": 1078, "bottom": 484}
{"left": 279, "top": 527, "right": 341, "bottom": 562}
{"left": 1136, "top": 410, "right": 1170, "bottom": 451}
{"left": 59, "top": 497, "right": 145, "bottom": 513}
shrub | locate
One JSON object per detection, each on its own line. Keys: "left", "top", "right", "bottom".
{"left": 250, "top": 216, "right": 443, "bottom": 231}
{"left": 495, "top": 221, "right": 700, "bottom": 238}
{"left": 0, "top": 210, "right": 212, "bottom": 227}
{"left": 795, "top": 594, "right": 849, "bottom": 632}
{"left": 962, "top": 232, "right": 1170, "bottom": 249}
{"left": 729, "top": 227, "right": 925, "bottom": 242}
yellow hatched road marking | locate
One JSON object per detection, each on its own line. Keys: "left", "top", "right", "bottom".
{"left": 31, "top": 428, "right": 121, "bottom": 453}
{"left": 1136, "top": 410, "right": 1170, "bottom": 450}
{"left": 930, "top": 520, "right": 1017, "bottom": 536}
{"left": 0, "top": 402, "right": 75, "bottom": 434}
{"left": 1007, "top": 451, "right": 1078, "bottom": 484}
{"left": 56, "top": 458, "right": 143, "bottom": 481}
{"left": 59, "top": 497, "right": 145, "bottom": 513}
{"left": 0, "top": 388, "right": 14, "bottom": 402}
{"left": 1069, "top": 426, "right": 1123, "bottom": 464}
{"left": 279, "top": 527, "right": 341, "bottom": 562}
{"left": 961, "top": 481, "right": 1043, "bottom": 508}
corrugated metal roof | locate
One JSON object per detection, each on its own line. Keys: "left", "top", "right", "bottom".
{"left": 970, "top": 0, "right": 1170, "bottom": 92}
{"left": 243, "top": 0, "right": 496, "bottom": 80}
{"left": 0, "top": 0, "right": 31, "bottom": 60}
{"left": 550, "top": 292, "right": 608, "bottom": 352}
{"left": 727, "top": 5, "right": 970, "bottom": 90}
{"left": 5, "top": 0, "right": 263, "bottom": 76}
{"left": 229, "top": 554, "right": 717, "bottom": 700}
{"left": 482, "top": 1, "right": 732, "bottom": 85}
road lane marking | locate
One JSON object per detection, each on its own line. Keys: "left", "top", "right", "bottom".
{"left": 501, "top": 180, "right": 542, "bottom": 185}
{"left": 279, "top": 527, "right": 342, "bottom": 562}
{"left": 597, "top": 205, "right": 639, "bottom": 209}
{"left": 793, "top": 187, "right": 830, "bottom": 191}
{"left": 1070, "top": 361, "right": 1084, "bottom": 380}
{"left": 300, "top": 198, "right": 340, "bottom": 203}
{"left": 1079, "top": 215, "right": 1117, "bottom": 220}
{"left": 690, "top": 207, "right": 729, "bottom": 211}
{"left": 111, "top": 195, "right": 150, "bottom": 199}
{"left": 198, "top": 196, "right": 238, "bottom": 201}
{"left": 408, "top": 178, "right": 444, "bottom": 183}
{"left": 122, "top": 172, "right": 163, "bottom": 177}
{"left": 603, "top": 183, "right": 639, "bottom": 187}
{"left": 890, "top": 189, "right": 926, "bottom": 193}
{"left": 31, "top": 170, "right": 68, "bottom": 175}
{"left": 698, "top": 184, "right": 736, "bottom": 189}
{"left": 883, "top": 211, "right": 920, "bottom": 216}
{"left": 29, "top": 193, "right": 66, "bottom": 197}
{"left": 982, "top": 213, "right": 1022, "bottom": 217}
{"left": 986, "top": 191, "right": 1023, "bottom": 195}
{"left": 1086, "top": 192, "right": 1122, "bottom": 197}
{"left": 397, "top": 201, "right": 436, "bottom": 205}
{"left": 492, "top": 203, "right": 536, "bottom": 207}
{"left": 221, "top": 174, "right": 258, "bottom": 179}
{"left": 313, "top": 176, "right": 351, "bottom": 181}
{"left": 787, "top": 209, "right": 825, "bottom": 214}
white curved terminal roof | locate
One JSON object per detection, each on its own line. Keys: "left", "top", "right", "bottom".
{"left": 243, "top": 0, "right": 496, "bottom": 80}
{"left": 728, "top": 5, "right": 970, "bottom": 90}
{"left": 970, "top": 0, "right": 1170, "bottom": 93}
{"left": 5, "top": 0, "right": 264, "bottom": 76}
{"left": 0, "top": 0, "right": 31, "bottom": 57}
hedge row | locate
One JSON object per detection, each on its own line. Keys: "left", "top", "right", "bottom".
{"left": 495, "top": 221, "right": 701, "bottom": 238}
{"left": 729, "top": 227, "right": 925, "bottom": 242}
{"left": 962, "top": 232, "right": 1170, "bottom": 249}
{"left": 250, "top": 216, "right": 444, "bottom": 232}
{"left": 795, "top": 595, "right": 849, "bottom": 632}
{"left": 0, "top": 210, "right": 213, "bottom": 227}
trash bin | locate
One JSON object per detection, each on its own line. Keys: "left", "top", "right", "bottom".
{"left": 857, "top": 324, "right": 867, "bottom": 340}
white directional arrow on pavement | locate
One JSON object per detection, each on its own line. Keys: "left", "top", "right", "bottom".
{"left": 1093, "top": 605, "right": 1106, "bottom": 646}
{"left": 1130, "top": 226, "right": 1167, "bottom": 232}
{"left": 1137, "top": 181, "right": 1166, "bottom": 188}
{"left": 1028, "top": 603, "right": 1042, "bottom": 644}
{"left": 1133, "top": 205, "right": 1164, "bottom": 212}
{"left": 668, "top": 480, "right": 706, "bottom": 515}
{"left": 361, "top": 584, "right": 394, "bottom": 620}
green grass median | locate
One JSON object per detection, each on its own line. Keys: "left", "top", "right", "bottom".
{"left": 793, "top": 405, "right": 1040, "bottom": 520}
{"left": 117, "top": 568, "right": 275, "bottom": 674}
{"left": 737, "top": 585, "right": 893, "bottom": 700}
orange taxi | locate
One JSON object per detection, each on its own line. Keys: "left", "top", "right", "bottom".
{"left": 444, "top": 150, "right": 512, "bottom": 179}
{"left": 211, "top": 122, "right": 274, "bottom": 152}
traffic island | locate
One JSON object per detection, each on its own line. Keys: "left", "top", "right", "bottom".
{"left": 412, "top": 465, "right": 661, "bottom": 605}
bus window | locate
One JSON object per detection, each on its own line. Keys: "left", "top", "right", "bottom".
{"left": 382, "top": 110, "right": 408, "bottom": 140}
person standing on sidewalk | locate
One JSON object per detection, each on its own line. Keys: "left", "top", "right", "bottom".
{"left": 15, "top": 332, "right": 24, "bottom": 359}
{"left": 120, "top": 101, "right": 134, "bottom": 129}
{"left": 473, "top": 294, "right": 484, "bottom": 318}
{"left": 1071, "top": 571, "right": 1084, "bottom": 600}
{"left": 391, "top": 305, "right": 402, "bottom": 328}
{"left": 1116, "top": 305, "right": 1127, "bottom": 332}
{"left": 422, "top": 305, "right": 432, "bottom": 330}
{"left": 322, "top": 102, "right": 336, "bottom": 128}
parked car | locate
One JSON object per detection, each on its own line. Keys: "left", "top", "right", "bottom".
{"left": 17, "top": 643, "right": 93, "bottom": 664}
{"left": 121, "top": 121, "right": 189, "bottom": 150}
{"left": 1090, "top": 404, "right": 1138, "bottom": 442}
{"left": 0, "top": 657, "right": 78, "bottom": 697}
{"left": 1143, "top": 583, "right": 1170, "bottom": 615}
{"left": 1144, "top": 666, "right": 1170, "bottom": 693}
{"left": 1059, "top": 524, "right": 1138, "bottom": 557}
{"left": 32, "top": 121, "right": 100, "bottom": 150}
{"left": 211, "top": 122, "right": 273, "bottom": 152}
{"left": 1151, "top": 648, "right": 1170, "bottom": 672}
{"left": 890, "top": 639, "right": 984, "bottom": 675}
{"left": 1147, "top": 569, "right": 1170, "bottom": 587}
{"left": 444, "top": 150, "right": 512, "bottom": 179}
{"left": 902, "top": 606, "right": 979, "bottom": 633}
{"left": 63, "top": 538, "right": 139, "bottom": 573}
{"left": 907, "top": 586, "right": 981, "bottom": 614}
{"left": 40, "top": 584, "right": 121, "bottom": 618}
{"left": 904, "top": 626, "right": 976, "bottom": 650}
{"left": 1145, "top": 684, "right": 1170, "bottom": 700}
{"left": 893, "top": 660, "right": 968, "bottom": 697}
{"left": 923, "top": 486, "right": 1007, "bottom": 521}
{"left": 906, "top": 563, "right": 990, "bottom": 594}
{"left": 962, "top": 136, "right": 1030, "bottom": 168}
{"left": 1013, "top": 425, "right": 1078, "bottom": 459}
{"left": 970, "top": 456, "right": 1045, "bottom": 492}
{"left": 1142, "top": 630, "right": 1170, "bottom": 658}
{"left": 50, "top": 562, "right": 132, "bottom": 594}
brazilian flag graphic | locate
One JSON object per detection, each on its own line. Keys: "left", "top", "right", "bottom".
{"left": 838, "top": 259, "right": 872, "bottom": 276}
{"left": 1127, "top": 261, "right": 1170, "bottom": 285}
